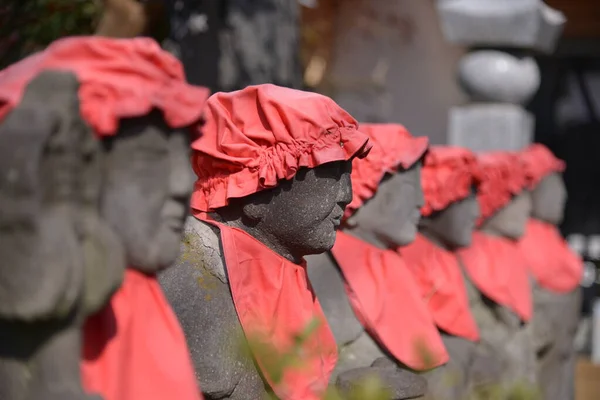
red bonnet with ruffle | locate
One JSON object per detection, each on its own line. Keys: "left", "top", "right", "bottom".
{"left": 519, "top": 144, "right": 565, "bottom": 189}
{"left": 0, "top": 37, "right": 209, "bottom": 135}
{"left": 344, "top": 123, "right": 429, "bottom": 219}
{"left": 190, "top": 84, "right": 372, "bottom": 212}
{"left": 475, "top": 151, "right": 528, "bottom": 224}
{"left": 421, "top": 146, "right": 479, "bottom": 216}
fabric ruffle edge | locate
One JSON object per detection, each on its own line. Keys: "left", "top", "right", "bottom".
{"left": 520, "top": 144, "right": 565, "bottom": 189}
{"left": 0, "top": 37, "right": 209, "bottom": 137}
{"left": 476, "top": 152, "right": 528, "bottom": 224}
{"left": 191, "top": 126, "right": 372, "bottom": 212}
{"left": 421, "top": 147, "right": 479, "bottom": 216}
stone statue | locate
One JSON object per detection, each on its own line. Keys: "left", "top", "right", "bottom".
{"left": 307, "top": 124, "right": 448, "bottom": 400}
{"left": 518, "top": 144, "right": 583, "bottom": 400}
{"left": 399, "top": 146, "right": 505, "bottom": 400}
{"left": 0, "top": 37, "right": 209, "bottom": 400}
{"left": 457, "top": 151, "right": 538, "bottom": 394}
{"left": 160, "top": 84, "right": 372, "bottom": 400}
{"left": 0, "top": 70, "right": 114, "bottom": 400}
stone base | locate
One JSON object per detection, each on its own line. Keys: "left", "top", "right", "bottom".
{"left": 448, "top": 103, "right": 533, "bottom": 152}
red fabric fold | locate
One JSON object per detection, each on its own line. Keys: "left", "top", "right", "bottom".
{"left": 345, "top": 123, "right": 429, "bottom": 219}
{"left": 0, "top": 37, "right": 208, "bottom": 135}
{"left": 190, "top": 85, "right": 372, "bottom": 212}
{"left": 421, "top": 146, "right": 479, "bottom": 216}
{"left": 519, "top": 144, "right": 565, "bottom": 189}
{"left": 475, "top": 152, "right": 527, "bottom": 225}
{"left": 201, "top": 217, "right": 337, "bottom": 400}
{"left": 331, "top": 231, "right": 449, "bottom": 370}
{"left": 457, "top": 232, "right": 533, "bottom": 322}
{"left": 399, "top": 234, "right": 480, "bottom": 342}
{"left": 519, "top": 219, "right": 583, "bottom": 293}
{"left": 82, "top": 269, "right": 202, "bottom": 400}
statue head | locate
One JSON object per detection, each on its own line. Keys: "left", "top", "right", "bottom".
{"left": 0, "top": 37, "right": 209, "bottom": 313}
{"left": 418, "top": 146, "right": 481, "bottom": 250}
{"left": 72, "top": 38, "right": 209, "bottom": 274}
{"left": 520, "top": 144, "right": 567, "bottom": 225}
{"left": 476, "top": 151, "right": 531, "bottom": 240}
{"left": 0, "top": 70, "right": 112, "bottom": 318}
{"left": 190, "top": 84, "right": 372, "bottom": 263}
{"left": 99, "top": 113, "right": 199, "bottom": 272}
{"left": 343, "top": 124, "right": 429, "bottom": 248}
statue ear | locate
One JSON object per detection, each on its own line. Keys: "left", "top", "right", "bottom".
{"left": 241, "top": 201, "right": 269, "bottom": 223}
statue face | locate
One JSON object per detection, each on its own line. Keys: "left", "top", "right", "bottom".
{"left": 347, "top": 162, "right": 424, "bottom": 247}
{"left": 480, "top": 191, "right": 532, "bottom": 240}
{"left": 227, "top": 160, "right": 353, "bottom": 262}
{"left": 100, "top": 114, "right": 194, "bottom": 272}
{"left": 531, "top": 173, "right": 566, "bottom": 225}
{"left": 421, "top": 192, "right": 480, "bottom": 249}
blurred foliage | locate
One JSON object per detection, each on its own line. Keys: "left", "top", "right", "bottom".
{"left": 0, "top": 0, "right": 102, "bottom": 69}
{"left": 241, "top": 316, "right": 541, "bottom": 400}
{"left": 0, "top": 0, "right": 170, "bottom": 70}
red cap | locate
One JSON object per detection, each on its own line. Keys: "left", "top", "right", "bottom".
{"left": 421, "top": 146, "right": 479, "bottom": 216}
{"left": 345, "top": 123, "right": 429, "bottom": 219}
{"left": 0, "top": 37, "right": 209, "bottom": 136}
{"left": 520, "top": 144, "right": 565, "bottom": 189}
{"left": 475, "top": 151, "right": 528, "bottom": 224}
{"left": 190, "top": 84, "right": 372, "bottom": 212}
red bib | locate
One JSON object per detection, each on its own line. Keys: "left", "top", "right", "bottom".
{"left": 400, "top": 234, "right": 480, "bottom": 342}
{"left": 203, "top": 218, "right": 337, "bottom": 400}
{"left": 457, "top": 232, "right": 533, "bottom": 322}
{"left": 82, "top": 269, "right": 202, "bottom": 400}
{"left": 519, "top": 219, "right": 583, "bottom": 293}
{"left": 331, "top": 231, "right": 449, "bottom": 370}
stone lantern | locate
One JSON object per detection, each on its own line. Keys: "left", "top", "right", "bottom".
{"left": 435, "top": 0, "right": 566, "bottom": 151}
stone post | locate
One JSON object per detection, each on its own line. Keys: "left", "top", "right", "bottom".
{"left": 435, "top": 0, "right": 566, "bottom": 151}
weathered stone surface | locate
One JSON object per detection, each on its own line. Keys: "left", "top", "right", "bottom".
{"left": 218, "top": 0, "right": 303, "bottom": 91}
{"left": 306, "top": 252, "right": 364, "bottom": 347}
{"left": 436, "top": 0, "right": 565, "bottom": 53}
{"left": 448, "top": 104, "right": 533, "bottom": 151}
{"left": 0, "top": 70, "right": 105, "bottom": 400}
{"left": 531, "top": 282, "right": 582, "bottom": 400}
{"left": 458, "top": 51, "right": 540, "bottom": 104}
{"left": 159, "top": 217, "right": 268, "bottom": 400}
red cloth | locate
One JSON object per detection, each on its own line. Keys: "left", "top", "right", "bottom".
{"left": 519, "top": 144, "right": 565, "bottom": 189}
{"left": 345, "top": 123, "right": 429, "bottom": 219}
{"left": 82, "top": 270, "right": 203, "bottom": 400}
{"left": 0, "top": 37, "right": 208, "bottom": 135}
{"left": 475, "top": 152, "right": 528, "bottom": 225}
{"left": 190, "top": 84, "right": 372, "bottom": 212}
{"left": 200, "top": 217, "right": 337, "bottom": 400}
{"left": 519, "top": 219, "right": 583, "bottom": 293}
{"left": 331, "top": 231, "right": 449, "bottom": 370}
{"left": 400, "top": 234, "right": 480, "bottom": 342}
{"left": 458, "top": 232, "right": 533, "bottom": 322}
{"left": 420, "top": 146, "right": 479, "bottom": 217}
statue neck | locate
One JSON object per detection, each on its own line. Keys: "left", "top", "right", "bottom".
{"left": 210, "top": 213, "right": 303, "bottom": 264}
{"left": 342, "top": 225, "right": 389, "bottom": 250}
{"left": 419, "top": 227, "right": 451, "bottom": 251}
{"left": 478, "top": 225, "right": 504, "bottom": 238}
